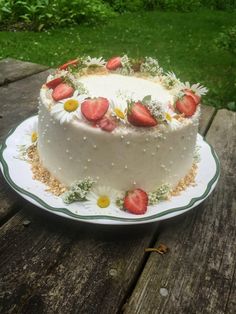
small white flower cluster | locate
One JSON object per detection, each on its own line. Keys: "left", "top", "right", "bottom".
{"left": 115, "top": 196, "right": 125, "bottom": 209}
{"left": 161, "top": 71, "right": 181, "bottom": 90}
{"left": 146, "top": 99, "right": 166, "bottom": 121}
{"left": 193, "top": 145, "right": 201, "bottom": 163}
{"left": 116, "top": 55, "right": 134, "bottom": 76}
{"left": 140, "top": 57, "right": 163, "bottom": 76}
{"left": 62, "top": 177, "right": 96, "bottom": 204}
{"left": 148, "top": 184, "right": 171, "bottom": 206}
{"left": 65, "top": 72, "right": 88, "bottom": 94}
{"left": 16, "top": 144, "right": 30, "bottom": 161}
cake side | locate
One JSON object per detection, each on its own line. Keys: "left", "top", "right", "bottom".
{"left": 38, "top": 97, "right": 198, "bottom": 191}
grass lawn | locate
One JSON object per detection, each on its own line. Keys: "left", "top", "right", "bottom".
{"left": 0, "top": 9, "right": 235, "bottom": 109}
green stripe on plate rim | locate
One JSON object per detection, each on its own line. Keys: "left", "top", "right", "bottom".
{"left": 0, "top": 116, "right": 221, "bottom": 222}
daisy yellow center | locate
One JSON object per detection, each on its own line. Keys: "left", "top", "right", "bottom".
{"left": 64, "top": 99, "right": 79, "bottom": 112}
{"left": 31, "top": 131, "right": 38, "bottom": 143}
{"left": 97, "top": 195, "right": 110, "bottom": 208}
{"left": 165, "top": 113, "right": 172, "bottom": 122}
{"left": 114, "top": 108, "right": 125, "bottom": 119}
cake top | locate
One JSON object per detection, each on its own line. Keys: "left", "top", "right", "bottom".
{"left": 41, "top": 55, "right": 208, "bottom": 132}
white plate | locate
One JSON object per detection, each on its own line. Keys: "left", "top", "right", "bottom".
{"left": 0, "top": 116, "right": 220, "bottom": 225}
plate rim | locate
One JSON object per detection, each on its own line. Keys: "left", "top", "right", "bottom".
{"left": 0, "top": 115, "right": 221, "bottom": 224}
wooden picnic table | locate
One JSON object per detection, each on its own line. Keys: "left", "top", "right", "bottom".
{"left": 0, "top": 58, "right": 235, "bottom": 314}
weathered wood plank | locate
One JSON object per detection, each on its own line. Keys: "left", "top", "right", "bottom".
{"left": 0, "top": 58, "right": 48, "bottom": 86}
{"left": 199, "top": 105, "right": 216, "bottom": 136}
{"left": 0, "top": 69, "right": 51, "bottom": 223}
{"left": 0, "top": 205, "right": 157, "bottom": 314}
{"left": 0, "top": 174, "right": 20, "bottom": 224}
{"left": 0, "top": 69, "right": 51, "bottom": 140}
{"left": 124, "top": 109, "right": 236, "bottom": 314}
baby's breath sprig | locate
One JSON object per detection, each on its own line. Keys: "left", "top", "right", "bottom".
{"left": 116, "top": 196, "right": 125, "bottom": 209}
{"left": 142, "top": 95, "right": 166, "bottom": 122}
{"left": 62, "top": 177, "right": 96, "bottom": 204}
{"left": 193, "top": 145, "right": 201, "bottom": 163}
{"left": 116, "top": 55, "right": 134, "bottom": 76}
{"left": 67, "top": 59, "right": 86, "bottom": 75}
{"left": 148, "top": 184, "right": 171, "bottom": 205}
{"left": 140, "top": 57, "right": 163, "bottom": 77}
{"left": 63, "top": 74, "right": 88, "bottom": 95}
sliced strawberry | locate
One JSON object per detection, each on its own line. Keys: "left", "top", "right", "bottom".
{"left": 81, "top": 97, "right": 109, "bottom": 122}
{"left": 127, "top": 102, "right": 157, "bottom": 127}
{"left": 52, "top": 83, "right": 74, "bottom": 101}
{"left": 124, "top": 188, "right": 148, "bottom": 215}
{"left": 98, "top": 116, "right": 117, "bottom": 132}
{"left": 184, "top": 89, "right": 201, "bottom": 105}
{"left": 106, "top": 56, "right": 122, "bottom": 71}
{"left": 175, "top": 94, "right": 197, "bottom": 117}
{"left": 46, "top": 77, "right": 63, "bottom": 89}
{"left": 59, "top": 59, "right": 78, "bottom": 70}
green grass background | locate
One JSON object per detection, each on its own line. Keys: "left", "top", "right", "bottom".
{"left": 0, "top": 10, "right": 235, "bottom": 109}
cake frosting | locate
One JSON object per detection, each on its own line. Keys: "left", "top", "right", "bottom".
{"left": 36, "top": 55, "right": 207, "bottom": 214}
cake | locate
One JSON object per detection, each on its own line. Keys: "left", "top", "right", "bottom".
{"left": 36, "top": 55, "right": 207, "bottom": 215}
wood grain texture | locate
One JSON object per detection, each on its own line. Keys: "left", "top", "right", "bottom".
{"left": 0, "top": 205, "right": 158, "bottom": 314}
{"left": 0, "top": 68, "right": 51, "bottom": 223}
{"left": 199, "top": 105, "right": 216, "bottom": 136}
{"left": 0, "top": 58, "right": 48, "bottom": 86}
{"left": 0, "top": 174, "right": 20, "bottom": 224}
{"left": 124, "top": 109, "right": 236, "bottom": 314}
{"left": 0, "top": 69, "right": 51, "bottom": 140}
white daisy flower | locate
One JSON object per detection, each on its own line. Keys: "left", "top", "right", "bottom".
{"left": 110, "top": 98, "right": 128, "bottom": 122}
{"left": 85, "top": 186, "right": 121, "bottom": 212}
{"left": 140, "top": 57, "right": 163, "bottom": 76}
{"left": 164, "top": 104, "right": 181, "bottom": 130}
{"left": 25, "top": 119, "right": 38, "bottom": 144}
{"left": 51, "top": 92, "right": 87, "bottom": 124}
{"left": 83, "top": 56, "right": 106, "bottom": 67}
{"left": 161, "top": 71, "right": 181, "bottom": 89}
{"left": 178, "top": 82, "right": 208, "bottom": 96}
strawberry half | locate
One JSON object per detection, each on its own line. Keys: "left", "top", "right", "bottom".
{"left": 81, "top": 97, "right": 109, "bottom": 122}
{"left": 175, "top": 94, "right": 197, "bottom": 117}
{"left": 184, "top": 89, "right": 201, "bottom": 105}
{"left": 98, "top": 116, "right": 117, "bottom": 132}
{"left": 46, "top": 77, "right": 63, "bottom": 89}
{"left": 59, "top": 59, "right": 78, "bottom": 70}
{"left": 52, "top": 83, "right": 74, "bottom": 101}
{"left": 106, "top": 56, "right": 122, "bottom": 71}
{"left": 127, "top": 102, "right": 157, "bottom": 127}
{"left": 124, "top": 188, "right": 148, "bottom": 215}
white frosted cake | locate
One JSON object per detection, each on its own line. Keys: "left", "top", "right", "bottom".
{"left": 36, "top": 56, "right": 207, "bottom": 214}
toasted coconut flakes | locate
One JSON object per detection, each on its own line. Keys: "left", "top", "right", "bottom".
{"left": 85, "top": 67, "right": 108, "bottom": 75}
{"left": 26, "top": 145, "right": 197, "bottom": 199}
{"left": 171, "top": 163, "right": 198, "bottom": 196}
{"left": 27, "top": 145, "right": 67, "bottom": 196}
